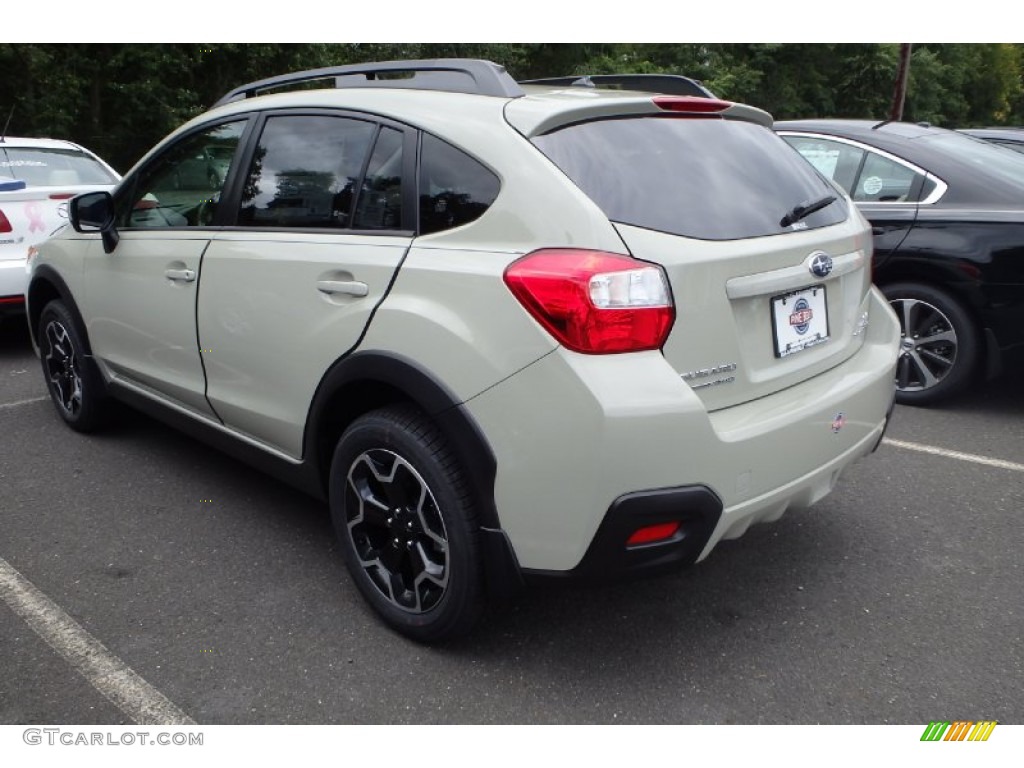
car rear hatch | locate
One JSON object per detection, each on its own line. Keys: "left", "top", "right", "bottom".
{"left": 516, "top": 96, "right": 873, "bottom": 410}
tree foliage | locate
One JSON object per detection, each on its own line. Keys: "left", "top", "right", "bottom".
{"left": 1, "top": 43, "right": 1021, "bottom": 173}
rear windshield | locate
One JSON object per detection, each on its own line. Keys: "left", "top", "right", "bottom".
{"left": 533, "top": 116, "right": 848, "bottom": 241}
{"left": 0, "top": 147, "right": 117, "bottom": 187}
{"left": 923, "top": 131, "right": 1024, "bottom": 189}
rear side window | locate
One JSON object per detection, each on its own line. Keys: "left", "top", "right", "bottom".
{"left": 0, "top": 147, "right": 117, "bottom": 186}
{"left": 418, "top": 134, "right": 499, "bottom": 235}
{"left": 353, "top": 126, "right": 404, "bottom": 230}
{"left": 784, "top": 135, "right": 926, "bottom": 202}
{"left": 533, "top": 117, "right": 848, "bottom": 241}
{"left": 239, "top": 115, "right": 375, "bottom": 229}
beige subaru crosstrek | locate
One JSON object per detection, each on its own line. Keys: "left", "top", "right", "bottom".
{"left": 27, "top": 59, "right": 900, "bottom": 641}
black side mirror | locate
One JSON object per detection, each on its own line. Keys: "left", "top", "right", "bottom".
{"left": 70, "top": 191, "right": 119, "bottom": 253}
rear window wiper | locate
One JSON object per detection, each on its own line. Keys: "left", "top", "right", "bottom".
{"left": 780, "top": 194, "right": 837, "bottom": 228}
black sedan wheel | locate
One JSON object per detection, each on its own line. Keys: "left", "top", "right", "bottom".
{"left": 329, "top": 406, "right": 484, "bottom": 642}
{"left": 883, "top": 283, "right": 979, "bottom": 406}
{"left": 38, "top": 300, "right": 108, "bottom": 432}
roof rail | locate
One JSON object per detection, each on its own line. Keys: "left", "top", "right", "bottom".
{"left": 213, "top": 58, "right": 525, "bottom": 107}
{"left": 519, "top": 74, "right": 715, "bottom": 99}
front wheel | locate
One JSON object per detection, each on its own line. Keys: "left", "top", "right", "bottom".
{"left": 38, "top": 300, "right": 109, "bottom": 432}
{"left": 328, "top": 405, "right": 484, "bottom": 643}
{"left": 883, "top": 282, "right": 979, "bottom": 406}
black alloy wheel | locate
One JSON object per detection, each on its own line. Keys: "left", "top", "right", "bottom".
{"left": 329, "top": 405, "right": 484, "bottom": 643}
{"left": 38, "top": 300, "right": 108, "bottom": 431}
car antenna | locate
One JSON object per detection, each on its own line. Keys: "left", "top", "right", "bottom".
{"left": 871, "top": 119, "right": 892, "bottom": 130}
{"left": 0, "top": 105, "right": 13, "bottom": 143}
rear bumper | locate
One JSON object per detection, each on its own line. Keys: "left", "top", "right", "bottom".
{"left": 465, "top": 287, "right": 900, "bottom": 574}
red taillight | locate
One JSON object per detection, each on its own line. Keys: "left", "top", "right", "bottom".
{"left": 653, "top": 96, "right": 732, "bottom": 113}
{"left": 503, "top": 249, "right": 675, "bottom": 354}
{"left": 626, "top": 522, "right": 681, "bottom": 546}
{"left": 0, "top": 208, "right": 11, "bottom": 233}
{"left": 49, "top": 193, "right": 75, "bottom": 200}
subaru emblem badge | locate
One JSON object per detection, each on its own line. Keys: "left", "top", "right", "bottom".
{"left": 809, "top": 251, "right": 834, "bottom": 279}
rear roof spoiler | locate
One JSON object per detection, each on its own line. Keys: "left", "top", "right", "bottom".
{"left": 520, "top": 74, "right": 715, "bottom": 99}
{"left": 213, "top": 59, "right": 525, "bottom": 107}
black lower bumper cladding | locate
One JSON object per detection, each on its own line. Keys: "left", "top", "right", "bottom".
{"left": 524, "top": 485, "right": 723, "bottom": 585}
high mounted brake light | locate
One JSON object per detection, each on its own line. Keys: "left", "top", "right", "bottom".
{"left": 503, "top": 249, "right": 675, "bottom": 354}
{"left": 653, "top": 96, "right": 732, "bottom": 113}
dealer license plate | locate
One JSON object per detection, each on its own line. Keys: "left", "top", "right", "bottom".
{"left": 771, "top": 286, "right": 829, "bottom": 358}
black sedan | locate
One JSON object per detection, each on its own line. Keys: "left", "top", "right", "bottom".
{"left": 776, "top": 119, "right": 1024, "bottom": 405}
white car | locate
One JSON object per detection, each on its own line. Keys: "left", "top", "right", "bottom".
{"left": 0, "top": 137, "right": 119, "bottom": 319}
{"left": 28, "top": 59, "right": 900, "bottom": 642}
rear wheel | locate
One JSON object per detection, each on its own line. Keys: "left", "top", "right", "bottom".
{"left": 38, "top": 299, "right": 109, "bottom": 431}
{"left": 329, "top": 405, "right": 484, "bottom": 643}
{"left": 883, "top": 282, "right": 979, "bottom": 406}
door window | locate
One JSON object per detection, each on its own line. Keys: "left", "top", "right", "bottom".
{"left": 119, "top": 121, "right": 245, "bottom": 228}
{"left": 238, "top": 115, "right": 376, "bottom": 229}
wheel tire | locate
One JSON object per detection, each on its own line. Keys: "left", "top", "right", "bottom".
{"left": 38, "top": 300, "right": 109, "bottom": 432}
{"left": 329, "top": 405, "right": 484, "bottom": 643}
{"left": 882, "top": 282, "right": 979, "bottom": 406}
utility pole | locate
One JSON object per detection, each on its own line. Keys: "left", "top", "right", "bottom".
{"left": 889, "top": 43, "right": 913, "bottom": 122}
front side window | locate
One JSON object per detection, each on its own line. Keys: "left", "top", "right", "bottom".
{"left": 119, "top": 121, "right": 245, "bottom": 228}
{"left": 238, "top": 115, "right": 375, "bottom": 229}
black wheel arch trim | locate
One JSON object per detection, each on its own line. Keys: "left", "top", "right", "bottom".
{"left": 303, "top": 350, "right": 502, "bottom": 532}
{"left": 27, "top": 265, "right": 92, "bottom": 355}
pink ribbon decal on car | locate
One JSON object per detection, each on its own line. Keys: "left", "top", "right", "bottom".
{"left": 25, "top": 202, "right": 46, "bottom": 233}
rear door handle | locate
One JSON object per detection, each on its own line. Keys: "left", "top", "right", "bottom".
{"left": 317, "top": 280, "right": 369, "bottom": 298}
{"left": 165, "top": 268, "right": 197, "bottom": 282}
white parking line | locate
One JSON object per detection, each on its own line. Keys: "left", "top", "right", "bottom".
{"left": 0, "top": 556, "right": 195, "bottom": 725}
{"left": 883, "top": 438, "right": 1024, "bottom": 473}
{"left": 0, "top": 395, "right": 48, "bottom": 410}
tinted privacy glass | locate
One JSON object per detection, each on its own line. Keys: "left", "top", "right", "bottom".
{"left": 419, "top": 134, "right": 499, "bottom": 235}
{"left": 239, "top": 115, "right": 375, "bottom": 228}
{"left": 533, "top": 117, "right": 847, "bottom": 240}
{"left": 353, "top": 127, "right": 404, "bottom": 230}
{"left": 0, "top": 148, "right": 117, "bottom": 186}
{"left": 120, "top": 121, "right": 245, "bottom": 228}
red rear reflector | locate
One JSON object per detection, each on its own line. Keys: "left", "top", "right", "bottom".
{"left": 49, "top": 193, "right": 75, "bottom": 200}
{"left": 653, "top": 96, "right": 732, "bottom": 113}
{"left": 0, "top": 296, "right": 26, "bottom": 305}
{"left": 504, "top": 249, "right": 675, "bottom": 354}
{"left": 626, "top": 522, "right": 681, "bottom": 546}
{"left": 0, "top": 209, "right": 11, "bottom": 233}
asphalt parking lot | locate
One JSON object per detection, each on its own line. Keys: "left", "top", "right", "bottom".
{"left": 1, "top": 316, "right": 1021, "bottom": 725}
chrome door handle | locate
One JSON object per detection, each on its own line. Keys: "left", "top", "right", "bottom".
{"left": 316, "top": 280, "right": 369, "bottom": 298}
{"left": 165, "top": 268, "right": 197, "bottom": 282}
